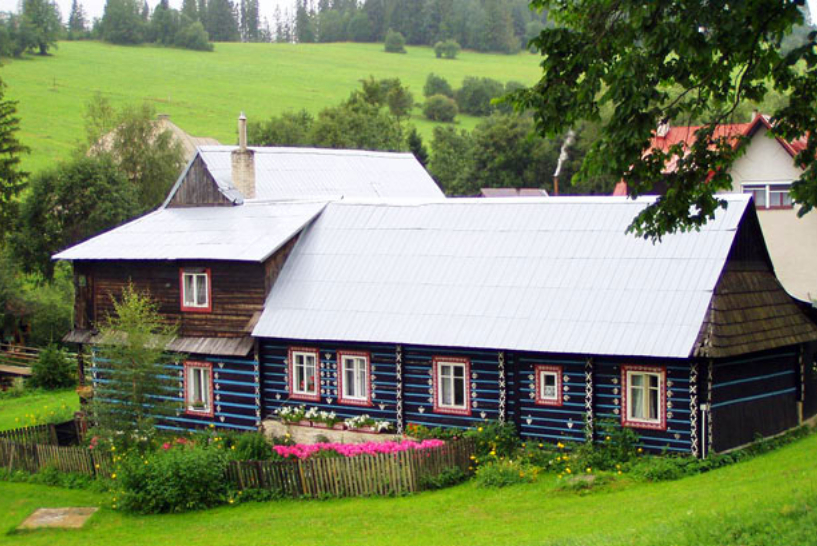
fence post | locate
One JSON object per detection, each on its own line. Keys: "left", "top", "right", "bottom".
{"left": 48, "top": 424, "right": 58, "bottom": 446}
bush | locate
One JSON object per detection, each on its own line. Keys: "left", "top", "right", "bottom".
{"left": 231, "top": 433, "right": 273, "bottom": 461}
{"left": 405, "top": 423, "right": 464, "bottom": 441}
{"left": 434, "top": 40, "right": 461, "bottom": 59}
{"left": 384, "top": 29, "right": 406, "bottom": 53}
{"left": 118, "top": 443, "right": 229, "bottom": 514}
{"left": 423, "top": 94, "right": 458, "bottom": 122}
{"left": 29, "top": 344, "right": 75, "bottom": 390}
{"left": 173, "top": 21, "right": 213, "bottom": 51}
{"left": 464, "top": 421, "right": 520, "bottom": 459}
{"left": 424, "top": 73, "right": 454, "bottom": 98}
{"left": 419, "top": 466, "right": 467, "bottom": 490}
{"left": 454, "top": 76, "right": 505, "bottom": 116}
{"left": 474, "top": 458, "right": 536, "bottom": 488}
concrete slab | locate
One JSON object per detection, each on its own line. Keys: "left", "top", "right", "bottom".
{"left": 18, "top": 507, "right": 98, "bottom": 530}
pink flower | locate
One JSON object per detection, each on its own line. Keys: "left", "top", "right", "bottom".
{"left": 162, "top": 442, "right": 171, "bottom": 450}
{"left": 272, "top": 439, "right": 445, "bottom": 460}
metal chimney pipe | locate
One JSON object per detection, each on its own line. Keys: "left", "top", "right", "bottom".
{"left": 238, "top": 112, "right": 247, "bottom": 151}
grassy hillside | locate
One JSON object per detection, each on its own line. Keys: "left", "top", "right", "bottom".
{"left": 1, "top": 41, "right": 541, "bottom": 173}
{"left": 1, "top": 431, "right": 817, "bottom": 545}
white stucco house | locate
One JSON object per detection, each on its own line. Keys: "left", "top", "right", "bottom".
{"left": 615, "top": 114, "right": 817, "bottom": 302}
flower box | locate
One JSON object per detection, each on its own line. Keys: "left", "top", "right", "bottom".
{"left": 332, "top": 422, "right": 346, "bottom": 431}
{"left": 351, "top": 426, "right": 377, "bottom": 433}
{"left": 312, "top": 422, "right": 331, "bottom": 429}
{"left": 297, "top": 419, "right": 312, "bottom": 427}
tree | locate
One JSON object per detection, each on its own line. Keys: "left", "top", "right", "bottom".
{"left": 68, "top": 0, "right": 88, "bottom": 37}
{"left": 407, "top": 127, "right": 429, "bottom": 166}
{"left": 423, "top": 94, "right": 458, "bottom": 122}
{"left": 86, "top": 98, "right": 185, "bottom": 210}
{"left": 428, "top": 125, "right": 473, "bottom": 194}
{"left": 347, "top": 11, "right": 372, "bottom": 42}
{"left": 0, "top": 78, "right": 29, "bottom": 242}
{"left": 101, "top": 0, "right": 145, "bottom": 44}
{"left": 182, "top": 0, "right": 198, "bottom": 21}
{"left": 240, "top": 0, "right": 260, "bottom": 42}
{"left": 11, "top": 155, "right": 139, "bottom": 279}
{"left": 515, "top": 0, "right": 817, "bottom": 239}
{"left": 206, "top": 0, "right": 239, "bottom": 41}
{"left": 151, "top": 1, "right": 180, "bottom": 45}
{"left": 310, "top": 97, "right": 405, "bottom": 151}
{"left": 90, "top": 285, "right": 181, "bottom": 449}
{"left": 384, "top": 28, "right": 406, "bottom": 53}
{"left": 175, "top": 20, "right": 213, "bottom": 51}
{"left": 385, "top": 83, "right": 414, "bottom": 120}
{"left": 248, "top": 109, "right": 315, "bottom": 146}
{"left": 434, "top": 39, "right": 460, "bottom": 59}
{"left": 21, "top": 0, "right": 61, "bottom": 55}
{"left": 295, "top": 0, "right": 316, "bottom": 42}
{"left": 424, "top": 73, "right": 454, "bottom": 98}
{"left": 455, "top": 76, "right": 504, "bottom": 116}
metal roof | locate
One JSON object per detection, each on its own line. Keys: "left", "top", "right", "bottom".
{"left": 254, "top": 195, "right": 752, "bottom": 358}
{"left": 196, "top": 146, "right": 444, "bottom": 202}
{"left": 54, "top": 201, "right": 326, "bottom": 262}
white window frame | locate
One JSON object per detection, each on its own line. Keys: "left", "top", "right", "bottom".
{"left": 338, "top": 352, "right": 370, "bottom": 406}
{"left": 622, "top": 365, "right": 666, "bottom": 430}
{"left": 742, "top": 182, "right": 793, "bottom": 210}
{"left": 433, "top": 357, "right": 470, "bottom": 415}
{"left": 185, "top": 361, "right": 213, "bottom": 416}
{"left": 181, "top": 269, "right": 210, "bottom": 310}
{"left": 289, "top": 348, "right": 319, "bottom": 401}
{"left": 535, "top": 365, "right": 562, "bottom": 406}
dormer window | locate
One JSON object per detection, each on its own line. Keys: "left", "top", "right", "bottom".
{"left": 180, "top": 268, "right": 211, "bottom": 312}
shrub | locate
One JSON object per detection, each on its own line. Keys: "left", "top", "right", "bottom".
{"left": 474, "top": 458, "right": 536, "bottom": 488}
{"left": 173, "top": 21, "right": 213, "bottom": 51}
{"left": 118, "top": 443, "right": 229, "bottom": 514}
{"left": 434, "top": 39, "right": 461, "bottom": 59}
{"left": 454, "top": 76, "right": 505, "bottom": 116}
{"left": 423, "top": 94, "right": 458, "bottom": 122}
{"left": 424, "top": 73, "right": 454, "bottom": 98}
{"left": 29, "top": 344, "right": 75, "bottom": 390}
{"left": 405, "top": 423, "right": 463, "bottom": 441}
{"left": 231, "top": 433, "right": 273, "bottom": 461}
{"left": 464, "top": 421, "right": 520, "bottom": 459}
{"left": 384, "top": 29, "right": 406, "bottom": 53}
{"left": 419, "top": 466, "right": 467, "bottom": 490}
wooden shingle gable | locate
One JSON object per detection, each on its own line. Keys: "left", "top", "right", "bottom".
{"left": 165, "top": 154, "right": 237, "bottom": 208}
{"left": 695, "top": 205, "right": 817, "bottom": 358}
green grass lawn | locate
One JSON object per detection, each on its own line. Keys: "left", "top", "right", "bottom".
{"left": 0, "top": 41, "right": 541, "bottom": 174}
{"left": 0, "top": 389, "right": 79, "bottom": 430}
{"left": 1, "top": 431, "right": 816, "bottom": 545}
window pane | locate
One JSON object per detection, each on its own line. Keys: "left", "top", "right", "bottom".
{"left": 542, "top": 373, "right": 556, "bottom": 399}
{"left": 630, "top": 383, "right": 644, "bottom": 419}
{"left": 196, "top": 274, "right": 207, "bottom": 305}
{"left": 355, "top": 360, "right": 367, "bottom": 399}
{"left": 305, "top": 357, "right": 315, "bottom": 393}
{"left": 344, "top": 364, "right": 356, "bottom": 397}
{"left": 441, "top": 374, "right": 452, "bottom": 406}
{"left": 631, "top": 374, "right": 644, "bottom": 388}
{"left": 648, "top": 387, "right": 658, "bottom": 420}
{"left": 454, "top": 373, "right": 465, "bottom": 406}
{"left": 184, "top": 275, "right": 195, "bottom": 305}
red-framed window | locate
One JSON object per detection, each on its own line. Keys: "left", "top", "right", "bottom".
{"left": 184, "top": 361, "right": 214, "bottom": 417}
{"left": 621, "top": 365, "right": 667, "bottom": 431}
{"left": 432, "top": 356, "right": 471, "bottom": 416}
{"left": 337, "top": 350, "right": 372, "bottom": 406}
{"left": 534, "top": 364, "right": 563, "bottom": 406}
{"left": 288, "top": 347, "right": 320, "bottom": 402}
{"left": 180, "top": 268, "right": 212, "bottom": 313}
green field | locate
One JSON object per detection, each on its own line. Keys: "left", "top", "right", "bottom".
{"left": 0, "top": 389, "right": 79, "bottom": 430}
{"left": 0, "top": 41, "right": 541, "bottom": 173}
{"left": 1, "top": 430, "right": 816, "bottom": 545}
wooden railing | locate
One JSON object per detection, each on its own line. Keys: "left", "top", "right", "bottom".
{"left": 226, "top": 438, "right": 476, "bottom": 498}
{"left": 0, "top": 423, "right": 59, "bottom": 445}
{"left": 0, "top": 344, "right": 79, "bottom": 381}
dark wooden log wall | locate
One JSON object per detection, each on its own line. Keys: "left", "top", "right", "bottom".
{"left": 167, "top": 155, "right": 233, "bottom": 208}
{"left": 804, "top": 342, "right": 817, "bottom": 420}
{"left": 512, "top": 353, "right": 587, "bottom": 444}
{"left": 83, "top": 260, "right": 266, "bottom": 337}
{"left": 711, "top": 346, "right": 799, "bottom": 452}
{"left": 91, "top": 351, "right": 260, "bottom": 432}
{"left": 594, "top": 359, "right": 695, "bottom": 454}
{"left": 260, "top": 339, "right": 400, "bottom": 427}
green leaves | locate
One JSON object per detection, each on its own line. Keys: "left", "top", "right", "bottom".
{"left": 518, "top": 0, "right": 817, "bottom": 238}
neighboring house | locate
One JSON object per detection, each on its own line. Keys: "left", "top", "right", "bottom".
{"left": 614, "top": 114, "right": 817, "bottom": 301}
{"left": 480, "top": 188, "right": 549, "bottom": 197}
{"left": 56, "top": 117, "right": 817, "bottom": 455}
{"left": 92, "top": 114, "right": 220, "bottom": 164}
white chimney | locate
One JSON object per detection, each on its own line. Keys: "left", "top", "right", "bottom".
{"left": 231, "top": 112, "right": 255, "bottom": 199}
{"left": 656, "top": 119, "right": 670, "bottom": 138}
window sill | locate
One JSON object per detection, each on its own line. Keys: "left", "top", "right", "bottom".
{"left": 621, "top": 418, "right": 666, "bottom": 431}
{"left": 290, "top": 391, "right": 321, "bottom": 402}
{"left": 338, "top": 397, "right": 372, "bottom": 407}
{"left": 185, "top": 407, "right": 214, "bottom": 418}
{"left": 433, "top": 405, "right": 472, "bottom": 417}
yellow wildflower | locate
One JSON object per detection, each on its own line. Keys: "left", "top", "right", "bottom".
{"left": 586, "top": 467, "right": 592, "bottom": 473}
{"left": 617, "top": 470, "right": 622, "bottom": 475}
{"left": 477, "top": 427, "right": 483, "bottom": 432}
{"left": 111, "top": 473, "right": 117, "bottom": 479}
{"left": 565, "top": 468, "right": 572, "bottom": 474}
{"left": 637, "top": 448, "right": 643, "bottom": 453}
{"left": 538, "top": 443, "right": 543, "bottom": 448}
{"left": 605, "top": 436, "right": 611, "bottom": 441}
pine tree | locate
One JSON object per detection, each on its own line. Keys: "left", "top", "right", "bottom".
{"left": 206, "top": 0, "right": 239, "bottom": 41}
{"left": 240, "top": 0, "right": 259, "bottom": 42}
{"left": 141, "top": 0, "right": 149, "bottom": 20}
{"left": 182, "top": 0, "right": 198, "bottom": 21}
{"left": 295, "top": 0, "right": 315, "bottom": 42}
{"left": 0, "top": 78, "right": 29, "bottom": 242}
{"left": 197, "top": 0, "right": 208, "bottom": 29}
{"left": 68, "top": 0, "right": 88, "bottom": 34}
{"left": 21, "top": 0, "right": 61, "bottom": 55}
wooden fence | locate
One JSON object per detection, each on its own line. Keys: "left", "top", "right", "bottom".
{"left": 0, "top": 343, "right": 78, "bottom": 375}
{"left": 226, "top": 438, "right": 476, "bottom": 498}
{"left": 0, "top": 423, "right": 58, "bottom": 445}
{"left": 0, "top": 439, "right": 114, "bottom": 477}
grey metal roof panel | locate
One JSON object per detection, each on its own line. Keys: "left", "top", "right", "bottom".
{"left": 197, "top": 146, "right": 444, "bottom": 201}
{"left": 54, "top": 201, "right": 326, "bottom": 262}
{"left": 254, "top": 195, "right": 751, "bottom": 358}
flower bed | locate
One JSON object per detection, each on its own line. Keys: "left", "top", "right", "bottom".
{"left": 273, "top": 439, "right": 445, "bottom": 460}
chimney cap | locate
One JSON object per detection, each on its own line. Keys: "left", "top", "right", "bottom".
{"left": 239, "top": 111, "right": 246, "bottom": 120}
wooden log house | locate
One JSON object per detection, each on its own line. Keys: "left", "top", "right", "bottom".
{"left": 56, "top": 117, "right": 817, "bottom": 454}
